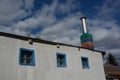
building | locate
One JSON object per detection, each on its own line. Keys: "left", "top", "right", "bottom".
{"left": 0, "top": 31, "right": 106, "bottom": 80}
{"left": 104, "top": 64, "right": 120, "bottom": 80}
{"left": 0, "top": 17, "right": 106, "bottom": 80}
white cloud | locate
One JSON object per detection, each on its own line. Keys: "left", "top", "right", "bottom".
{"left": 0, "top": 25, "right": 27, "bottom": 36}
{"left": 0, "top": 0, "right": 120, "bottom": 63}
{"left": 95, "top": 0, "right": 120, "bottom": 20}
{"left": 0, "top": 0, "right": 34, "bottom": 25}
{"left": 38, "top": 12, "right": 82, "bottom": 46}
{"left": 107, "top": 49, "right": 120, "bottom": 55}
{"left": 88, "top": 19, "right": 120, "bottom": 50}
{"left": 24, "top": 0, "right": 34, "bottom": 9}
{"left": 58, "top": 0, "right": 79, "bottom": 14}
{"left": 10, "top": 0, "right": 59, "bottom": 32}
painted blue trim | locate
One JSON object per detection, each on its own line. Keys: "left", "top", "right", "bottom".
{"left": 81, "top": 56, "right": 90, "bottom": 69}
{"left": 19, "top": 48, "right": 35, "bottom": 66}
{"left": 56, "top": 53, "right": 67, "bottom": 68}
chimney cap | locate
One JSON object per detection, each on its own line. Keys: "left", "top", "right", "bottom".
{"left": 80, "top": 16, "right": 86, "bottom": 20}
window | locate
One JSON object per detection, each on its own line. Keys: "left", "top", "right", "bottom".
{"left": 56, "top": 53, "right": 67, "bottom": 67}
{"left": 81, "top": 57, "right": 89, "bottom": 69}
{"left": 19, "top": 48, "right": 35, "bottom": 66}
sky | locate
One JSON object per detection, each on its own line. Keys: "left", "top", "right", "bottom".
{"left": 0, "top": 0, "right": 120, "bottom": 64}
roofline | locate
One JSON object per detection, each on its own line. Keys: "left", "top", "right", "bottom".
{"left": 80, "top": 47, "right": 106, "bottom": 56}
{"left": 0, "top": 31, "right": 79, "bottom": 47}
{"left": 0, "top": 31, "right": 105, "bottom": 55}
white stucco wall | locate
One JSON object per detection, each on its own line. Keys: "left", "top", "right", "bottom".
{"left": 0, "top": 35, "right": 106, "bottom": 80}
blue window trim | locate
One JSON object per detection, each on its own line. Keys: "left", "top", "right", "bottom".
{"left": 19, "top": 48, "right": 35, "bottom": 66}
{"left": 81, "top": 57, "right": 90, "bottom": 69}
{"left": 56, "top": 53, "right": 67, "bottom": 68}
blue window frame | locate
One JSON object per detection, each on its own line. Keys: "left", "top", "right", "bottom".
{"left": 81, "top": 57, "right": 89, "bottom": 69}
{"left": 19, "top": 48, "right": 35, "bottom": 66}
{"left": 56, "top": 53, "right": 67, "bottom": 68}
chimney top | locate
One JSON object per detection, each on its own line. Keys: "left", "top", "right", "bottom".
{"left": 80, "top": 16, "right": 86, "bottom": 20}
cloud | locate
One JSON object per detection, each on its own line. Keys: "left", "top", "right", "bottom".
{"left": 87, "top": 0, "right": 120, "bottom": 63}
{"left": 90, "top": 0, "right": 120, "bottom": 51}
{"left": 38, "top": 12, "right": 82, "bottom": 45}
{"left": 0, "top": 0, "right": 34, "bottom": 25}
{"left": 104, "top": 49, "right": 120, "bottom": 64}
{"left": 87, "top": 18, "right": 120, "bottom": 51}
{"left": 95, "top": 0, "right": 120, "bottom": 20}
{"left": 0, "top": 0, "right": 120, "bottom": 63}
{"left": 24, "top": 0, "right": 34, "bottom": 9}
{"left": 5, "top": 0, "right": 83, "bottom": 46}
{"left": 57, "top": 0, "right": 80, "bottom": 14}
{"left": 0, "top": 0, "right": 58, "bottom": 35}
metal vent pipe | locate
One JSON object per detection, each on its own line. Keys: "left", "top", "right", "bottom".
{"left": 80, "top": 17, "right": 88, "bottom": 33}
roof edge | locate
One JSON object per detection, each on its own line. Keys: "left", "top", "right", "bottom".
{"left": 0, "top": 31, "right": 106, "bottom": 55}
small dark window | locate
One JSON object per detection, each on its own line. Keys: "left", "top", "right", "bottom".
{"left": 19, "top": 48, "right": 35, "bottom": 66}
{"left": 81, "top": 57, "right": 89, "bottom": 69}
{"left": 56, "top": 53, "right": 67, "bottom": 67}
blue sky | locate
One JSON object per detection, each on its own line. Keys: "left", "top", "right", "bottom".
{"left": 0, "top": 0, "right": 120, "bottom": 63}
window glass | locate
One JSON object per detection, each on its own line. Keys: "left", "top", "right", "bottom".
{"left": 57, "top": 53, "right": 67, "bottom": 67}
{"left": 19, "top": 48, "right": 35, "bottom": 66}
{"left": 81, "top": 57, "right": 89, "bottom": 69}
